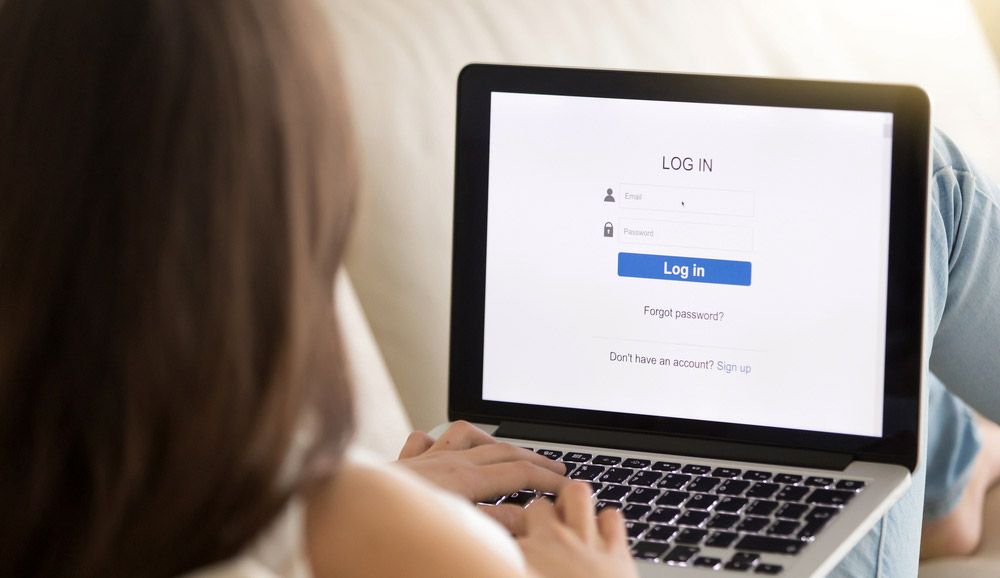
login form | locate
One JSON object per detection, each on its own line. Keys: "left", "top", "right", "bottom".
{"left": 481, "top": 91, "right": 893, "bottom": 437}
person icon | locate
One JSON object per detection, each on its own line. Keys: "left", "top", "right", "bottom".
{"left": 604, "top": 188, "right": 615, "bottom": 202}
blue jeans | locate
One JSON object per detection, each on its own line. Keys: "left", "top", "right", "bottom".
{"left": 831, "top": 130, "right": 1000, "bottom": 577}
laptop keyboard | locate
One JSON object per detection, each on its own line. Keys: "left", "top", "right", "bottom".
{"left": 483, "top": 447, "right": 867, "bottom": 574}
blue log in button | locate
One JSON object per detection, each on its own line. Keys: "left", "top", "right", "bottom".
{"left": 618, "top": 252, "right": 752, "bottom": 286}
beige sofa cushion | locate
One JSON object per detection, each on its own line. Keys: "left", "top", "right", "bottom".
{"left": 336, "top": 272, "right": 412, "bottom": 459}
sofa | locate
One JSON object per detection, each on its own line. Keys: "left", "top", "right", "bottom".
{"left": 323, "top": 1, "right": 1000, "bottom": 575}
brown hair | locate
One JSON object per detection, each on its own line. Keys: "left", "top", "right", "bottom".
{"left": 0, "top": 1, "right": 356, "bottom": 576}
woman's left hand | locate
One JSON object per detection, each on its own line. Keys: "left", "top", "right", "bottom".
{"left": 396, "top": 421, "right": 569, "bottom": 534}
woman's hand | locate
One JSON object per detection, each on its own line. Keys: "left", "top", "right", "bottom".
{"left": 518, "top": 482, "right": 638, "bottom": 578}
{"left": 396, "top": 421, "right": 569, "bottom": 533}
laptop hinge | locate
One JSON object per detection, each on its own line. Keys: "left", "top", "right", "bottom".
{"left": 494, "top": 421, "right": 854, "bottom": 471}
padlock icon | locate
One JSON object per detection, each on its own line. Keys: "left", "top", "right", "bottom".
{"left": 603, "top": 222, "right": 614, "bottom": 237}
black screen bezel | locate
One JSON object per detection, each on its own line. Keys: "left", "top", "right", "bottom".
{"left": 450, "top": 64, "right": 929, "bottom": 471}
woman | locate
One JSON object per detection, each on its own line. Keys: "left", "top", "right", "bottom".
{"left": 2, "top": 1, "right": 1000, "bottom": 577}
{"left": 0, "top": 1, "right": 634, "bottom": 577}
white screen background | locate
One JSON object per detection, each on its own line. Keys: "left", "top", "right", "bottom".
{"left": 482, "top": 92, "right": 892, "bottom": 437}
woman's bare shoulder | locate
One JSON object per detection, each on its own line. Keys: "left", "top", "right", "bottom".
{"left": 304, "top": 460, "right": 529, "bottom": 578}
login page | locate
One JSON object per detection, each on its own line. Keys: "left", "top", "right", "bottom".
{"left": 481, "top": 91, "right": 893, "bottom": 437}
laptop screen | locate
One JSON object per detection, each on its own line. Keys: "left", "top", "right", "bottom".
{"left": 481, "top": 91, "right": 893, "bottom": 438}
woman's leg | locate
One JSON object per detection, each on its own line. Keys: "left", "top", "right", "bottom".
{"left": 925, "top": 131, "right": 1000, "bottom": 421}
{"left": 832, "top": 129, "right": 1000, "bottom": 576}
{"left": 918, "top": 130, "right": 1000, "bottom": 558}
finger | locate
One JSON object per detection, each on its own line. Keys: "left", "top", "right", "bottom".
{"left": 522, "top": 494, "right": 559, "bottom": 535}
{"left": 596, "top": 507, "right": 628, "bottom": 551}
{"left": 464, "top": 443, "right": 567, "bottom": 474}
{"left": 432, "top": 420, "right": 496, "bottom": 451}
{"left": 473, "top": 461, "right": 570, "bottom": 499}
{"left": 557, "top": 482, "right": 597, "bottom": 544}
{"left": 478, "top": 503, "right": 529, "bottom": 536}
{"left": 397, "top": 431, "right": 435, "bottom": 459}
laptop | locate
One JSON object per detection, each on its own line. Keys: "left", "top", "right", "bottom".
{"left": 437, "top": 64, "right": 931, "bottom": 576}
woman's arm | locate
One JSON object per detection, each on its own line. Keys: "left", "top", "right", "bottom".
{"left": 304, "top": 461, "right": 637, "bottom": 578}
{"left": 305, "top": 461, "right": 528, "bottom": 578}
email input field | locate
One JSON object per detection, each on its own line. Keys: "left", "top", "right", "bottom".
{"left": 618, "top": 184, "right": 754, "bottom": 217}
{"left": 619, "top": 219, "right": 753, "bottom": 252}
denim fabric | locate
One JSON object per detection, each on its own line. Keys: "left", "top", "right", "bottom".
{"left": 830, "top": 130, "right": 1000, "bottom": 577}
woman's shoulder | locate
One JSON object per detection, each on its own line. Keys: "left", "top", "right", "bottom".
{"left": 304, "top": 450, "right": 528, "bottom": 578}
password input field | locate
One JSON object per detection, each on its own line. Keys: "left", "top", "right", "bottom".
{"left": 619, "top": 219, "right": 753, "bottom": 252}
{"left": 618, "top": 184, "right": 754, "bottom": 217}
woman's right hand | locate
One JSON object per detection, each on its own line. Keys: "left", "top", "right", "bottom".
{"left": 517, "top": 482, "right": 639, "bottom": 578}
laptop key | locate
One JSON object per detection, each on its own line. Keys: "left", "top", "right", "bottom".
{"left": 693, "top": 556, "right": 722, "bottom": 569}
{"left": 707, "top": 513, "right": 741, "bottom": 529}
{"left": 656, "top": 473, "right": 691, "bottom": 490}
{"left": 685, "top": 493, "right": 718, "bottom": 510}
{"left": 713, "top": 467, "right": 742, "bottom": 478}
{"left": 663, "top": 546, "right": 700, "bottom": 565}
{"left": 767, "top": 520, "right": 801, "bottom": 536}
{"left": 798, "top": 518, "right": 829, "bottom": 541}
{"left": 775, "top": 486, "right": 809, "bottom": 502}
{"left": 677, "top": 510, "right": 710, "bottom": 527}
{"left": 732, "top": 553, "right": 760, "bottom": 564}
{"left": 647, "top": 507, "right": 681, "bottom": 524}
{"left": 622, "top": 504, "right": 652, "bottom": 520}
{"left": 747, "top": 500, "right": 780, "bottom": 516}
{"left": 596, "top": 500, "right": 623, "bottom": 512}
{"left": 675, "top": 528, "right": 708, "bottom": 545}
{"left": 651, "top": 461, "right": 681, "bottom": 472}
{"left": 736, "top": 516, "right": 770, "bottom": 533}
{"left": 536, "top": 449, "right": 562, "bottom": 460}
{"left": 562, "top": 463, "right": 576, "bottom": 477}
{"left": 562, "top": 452, "right": 592, "bottom": 463}
{"left": 570, "top": 464, "right": 605, "bottom": 481}
{"left": 806, "top": 506, "right": 839, "bottom": 522}
{"left": 806, "top": 489, "right": 855, "bottom": 507}
{"left": 592, "top": 455, "right": 622, "bottom": 466}
{"left": 623, "top": 458, "right": 651, "bottom": 469}
{"left": 804, "top": 476, "right": 834, "bottom": 487}
{"left": 706, "top": 531, "right": 739, "bottom": 548}
{"left": 631, "top": 540, "right": 670, "bottom": 561}
{"left": 478, "top": 495, "right": 505, "bottom": 505}
{"left": 596, "top": 484, "right": 630, "bottom": 501}
{"left": 688, "top": 476, "right": 721, "bottom": 492}
{"left": 682, "top": 464, "right": 712, "bottom": 475}
{"left": 656, "top": 490, "right": 688, "bottom": 507}
{"left": 625, "top": 521, "right": 649, "bottom": 538}
{"left": 626, "top": 487, "right": 660, "bottom": 504}
{"left": 745, "top": 482, "right": 780, "bottom": 498}
{"left": 734, "top": 534, "right": 804, "bottom": 554}
{"left": 775, "top": 503, "right": 809, "bottom": 520}
{"left": 717, "top": 480, "right": 752, "bottom": 495}
{"left": 836, "top": 479, "right": 866, "bottom": 492}
{"left": 773, "top": 473, "right": 802, "bottom": 484}
{"left": 599, "top": 467, "right": 634, "bottom": 484}
{"left": 743, "top": 470, "right": 773, "bottom": 481}
{"left": 755, "top": 563, "right": 784, "bottom": 574}
{"left": 629, "top": 470, "right": 663, "bottom": 487}
{"left": 724, "top": 560, "right": 754, "bottom": 572}
{"left": 735, "top": 535, "right": 804, "bottom": 555}
{"left": 504, "top": 490, "right": 535, "bottom": 506}
{"left": 588, "top": 481, "right": 604, "bottom": 494}
{"left": 716, "top": 497, "right": 749, "bottom": 513}
{"left": 646, "top": 524, "right": 678, "bottom": 541}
